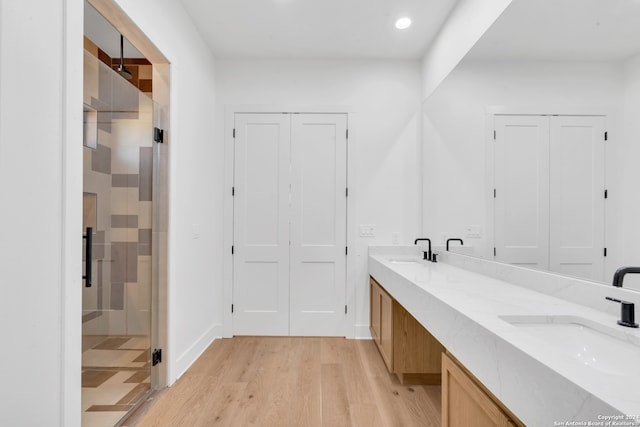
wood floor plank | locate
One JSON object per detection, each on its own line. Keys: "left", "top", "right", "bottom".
{"left": 219, "top": 337, "right": 262, "bottom": 383}
{"left": 320, "top": 336, "right": 347, "bottom": 364}
{"left": 234, "top": 338, "right": 296, "bottom": 426}
{"left": 131, "top": 337, "right": 441, "bottom": 427}
{"left": 321, "top": 363, "right": 350, "bottom": 426}
{"left": 290, "top": 338, "right": 322, "bottom": 427}
{"left": 192, "top": 382, "right": 247, "bottom": 426}
{"left": 348, "top": 403, "right": 386, "bottom": 427}
{"left": 360, "top": 342, "right": 431, "bottom": 426}
{"left": 343, "top": 339, "right": 377, "bottom": 405}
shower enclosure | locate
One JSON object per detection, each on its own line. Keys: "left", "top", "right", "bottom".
{"left": 81, "top": 48, "right": 159, "bottom": 426}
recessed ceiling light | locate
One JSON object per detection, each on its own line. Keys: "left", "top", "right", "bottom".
{"left": 395, "top": 17, "right": 412, "bottom": 30}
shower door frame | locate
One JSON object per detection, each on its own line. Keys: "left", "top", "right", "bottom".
{"left": 84, "top": 0, "right": 171, "bottom": 397}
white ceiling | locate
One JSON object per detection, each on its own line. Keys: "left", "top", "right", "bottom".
{"left": 467, "top": 0, "right": 640, "bottom": 61}
{"left": 84, "top": 2, "right": 144, "bottom": 59}
{"left": 178, "top": 0, "right": 460, "bottom": 60}
{"left": 85, "top": 0, "right": 640, "bottom": 64}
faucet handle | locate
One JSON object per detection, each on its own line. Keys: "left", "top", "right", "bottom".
{"left": 606, "top": 297, "right": 639, "bottom": 328}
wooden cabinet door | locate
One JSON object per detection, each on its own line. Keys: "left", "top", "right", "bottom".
{"left": 370, "top": 277, "right": 393, "bottom": 370}
{"left": 370, "top": 279, "right": 381, "bottom": 343}
{"left": 379, "top": 287, "right": 394, "bottom": 370}
{"left": 442, "top": 353, "right": 513, "bottom": 427}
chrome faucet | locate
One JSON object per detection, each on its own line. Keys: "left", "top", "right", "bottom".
{"left": 612, "top": 266, "right": 640, "bottom": 287}
{"left": 446, "top": 238, "right": 464, "bottom": 251}
{"left": 414, "top": 238, "right": 432, "bottom": 261}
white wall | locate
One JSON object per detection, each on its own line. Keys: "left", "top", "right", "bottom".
{"left": 421, "top": 0, "right": 512, "bottom": 99}
{"left": 215, "top": 59, "right": 422, "bottom": 337}
{"left": 112, "top": 0, "right": 223, "bottom": 381}
{"left": 0, "top": 0, "right": 82, "bottom": 425}
{"left": 422, "top": 59, "right": 623, "bottom": 264}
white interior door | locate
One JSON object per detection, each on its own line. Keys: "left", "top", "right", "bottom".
{"left": 290, "top": 114, "right": 347, "bottom": 336}
{"left": 549, "top": 116, "right": 605, "bottom": 281}
{"left": 233, "top": 114, "right": 291, "bottom": 335}
{"left": 494, "top": 115, "right": 550, "bottom": 270}
{"left": 233, "top": 112, "right": 347, "bottom": 336}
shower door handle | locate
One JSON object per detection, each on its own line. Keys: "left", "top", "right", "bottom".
{"left": 83, "top": 227, "right": 92, "bottom": 287}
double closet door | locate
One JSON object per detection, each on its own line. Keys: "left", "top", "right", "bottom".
{"left": 233, "top": 113, "right": 348, "bottom": 336}
{"left": 494, "top": 115, "right": 606, "bottom": 281}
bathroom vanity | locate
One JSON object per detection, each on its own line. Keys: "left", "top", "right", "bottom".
{"left": 369, "top": 246, "right": 640, "bottom": 426}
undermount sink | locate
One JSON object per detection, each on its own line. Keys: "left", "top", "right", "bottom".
{"left": 499, "top": 315, "right": 640, "bottom": 376}
{"left": 388, "top": 258, "right": 420, "bottom": 264}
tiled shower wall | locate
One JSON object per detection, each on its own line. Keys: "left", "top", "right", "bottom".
{"left": 83, "top": 51, "right": 154, "bottom": 336}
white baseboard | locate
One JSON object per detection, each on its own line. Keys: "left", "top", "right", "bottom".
{"left": 354, "top": 324, "right": 372, "bottom": 340}
{"left": 174, "top": 323, "right": 222, "bottom": 381}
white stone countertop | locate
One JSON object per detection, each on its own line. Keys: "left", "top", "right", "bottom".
{"left": 369, "top": 248, "right": 640, "bottom": 426}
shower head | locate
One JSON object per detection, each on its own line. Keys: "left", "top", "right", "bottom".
{"left": 116, "top": 34, "right": 133, "bottom": 80}
{"left": 116, "top": 64, "right": 132, "bottom": 80}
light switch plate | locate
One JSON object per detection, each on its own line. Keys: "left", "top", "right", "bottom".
{"left": 464, "top": 225, "right": 482, "bottom": 238}
{"left": 192, "top": 223, "right": 202, "bottom": 239}
{"left": 359, "top": 224, "right": 376, "bottom": 237}
{"left": 392, "top": 232, "right": 400, "bottom": 244}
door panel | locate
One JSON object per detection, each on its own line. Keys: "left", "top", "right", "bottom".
{"left": 549, "top": 116, "right": 605, "bottom": 281}
{"left": 82, "top": 49, "right": 154, "bottom": 424}
{"left": 290, "top": 114, "right": 347, "bottom": 336}
{"left": 494, "top": 115, "right": 550, "bottom": 270}
{"left": 233, "top": 114, "right": 291, "bottom": 335}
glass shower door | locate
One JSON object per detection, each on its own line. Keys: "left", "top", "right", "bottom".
{"left": 81, "top": 50, "right": 154, "bottom": 426}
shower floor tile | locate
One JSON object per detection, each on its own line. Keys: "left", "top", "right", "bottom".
{"left": 83, "top": 349, "right": 147, "bottom": 368}
{"left": 122, "top": 336, "right": 151, "bottom": 350}
{"left": 82, "top": 370, "right": 118, "bottom": 388}
{"left": 82, "top": 410, "right": 130, "bottom": 427}
{"left": 82, "top": 335, "right": 150, "bottom": 427}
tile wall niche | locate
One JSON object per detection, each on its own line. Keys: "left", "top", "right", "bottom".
{"left": 82, "top": 50, "right": 153, "bottom": 337}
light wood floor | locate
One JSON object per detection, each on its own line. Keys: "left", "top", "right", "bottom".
{"left": 130, "top": 337, "right": 442, "bottom": 427}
